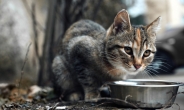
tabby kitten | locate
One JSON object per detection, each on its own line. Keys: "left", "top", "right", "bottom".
{"left": 52, "top": 9, "right": 161, "bottom": 101}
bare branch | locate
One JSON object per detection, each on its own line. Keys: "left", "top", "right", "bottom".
{"left": 86, "top": 97, "right": 139, "bottom": 108}
{"left": 18, "top": 43, "right": 32, "bottom": 96}
{"left": 161, "top": 91, "right": 181, "bottom": 109}
{"left": 22, "top": 0, "right": 45, "bottom": 32}
{"left": 31, "top": 3, "right": 40, "bottom": 61}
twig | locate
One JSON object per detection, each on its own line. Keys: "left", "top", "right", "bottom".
{"left": 87, "top": 102, "right": 115, "bottom": 109}
{"left": 124, "top": 95, "right": 132, "bottom": 103}
{"left": 85, "top": 97, "right": 139, "bottom": 108}
{"left": 22, "top": 0, "right": 45, "bottom": 31}
{"left": 161, "top": 91, "right": 182, "bottom": 110}
{"left": 173, "top": 103, "right": 180, "bottom": 110}
{"left": 161, "top": 91, "right": 175, "bottom": 109}
{"left": 31, "top": 3, "right": 40, "bottom": 63}
{"left": 52, "top": 102, "right": 59, "bottom": 110}
{"left": 18, "top": 43, "right": 32, "bottom": 96}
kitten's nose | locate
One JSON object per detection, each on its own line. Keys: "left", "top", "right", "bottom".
{"left": 134, "top": 64, "right": 141, "bottom": 70}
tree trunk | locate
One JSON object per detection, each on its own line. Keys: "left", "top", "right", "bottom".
{"left": 37, "top": 0, "right": 57, "bottom": 86}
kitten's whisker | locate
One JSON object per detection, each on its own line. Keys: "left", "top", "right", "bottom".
{"left": 148, "top": 65, "right": 168, "bottom": 73}
{"left": 142, "top": 71, "right": 149, "bottom": 78}
{"left": 146, "top": 68, "right": 159, "bottom": 74}
{"left": 151, "top": 61, "right": 172, "bottom": 67}
{"left": 148, "top": 63, "right": 170, "bottom": 69}
{"left": 143, "top": 71, "right": 147, "bottom": 78}
{"left": 145, "top": 70, "right": 155, "bottom": 79}
{"left": 159, "top": 62, "right": 172, "bottom": 67}
{"left": 158, "top": 65, "right": 171, "bottom": 70}
{"left": 145, "top": 69, "right": 160, "bottom": 78}
{"left": 142, "top": 70, "right": 152, "bottom": 79}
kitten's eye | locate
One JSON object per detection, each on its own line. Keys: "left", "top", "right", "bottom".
{"left": 124, "top": 47, "right": 133, "bottom": 55}
{"left": 143, "top": 50, "right": 151, "bottom": 57}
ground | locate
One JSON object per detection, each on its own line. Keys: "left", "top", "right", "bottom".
{"left": 0, "top": 68, "right": 184, "bottom": 110}
{"left": 0, "top": 82, "right": 138, "bottom": 110}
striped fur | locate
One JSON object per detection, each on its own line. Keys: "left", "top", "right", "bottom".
{"left": 52, "top": 9, "right": 161, "bottom": 101}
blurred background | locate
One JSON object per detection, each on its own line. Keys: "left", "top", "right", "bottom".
{"left": 0, "top": 0, "right": 184, "bottom": 87}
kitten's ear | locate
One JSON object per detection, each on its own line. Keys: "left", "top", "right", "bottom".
{"left": 146, "top": 16, "right": 161, "bottom": 36}
{"left": 112, "top": 9, "right": 131, "bottom": 34}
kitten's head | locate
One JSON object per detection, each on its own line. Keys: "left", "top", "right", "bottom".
{"left": 105, "top": 9, "right": 161, "bottom": 78}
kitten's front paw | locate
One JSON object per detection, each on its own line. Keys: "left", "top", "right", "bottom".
{"left": 68, "top": 92, "right": 83, "bottom": 101}
{"left": 85, "top": 92, "right": 100, "bottom": 100}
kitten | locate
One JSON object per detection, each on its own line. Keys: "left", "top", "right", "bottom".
{"left": 52, "top": 9, "right": 161, "bottom": 101}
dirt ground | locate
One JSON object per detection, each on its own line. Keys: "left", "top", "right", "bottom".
{"left": 0, "top": 83, "right": 153, "bottom": 110}
{"left": 0, "top": 78, "right": 183, "bottom": 110}
{"left": 0, "top": 83, "right": 131, "bottom": 110}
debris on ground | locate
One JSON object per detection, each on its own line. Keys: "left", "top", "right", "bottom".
{"left": 0, "top": 83, "right": 136, "bottom": 110}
